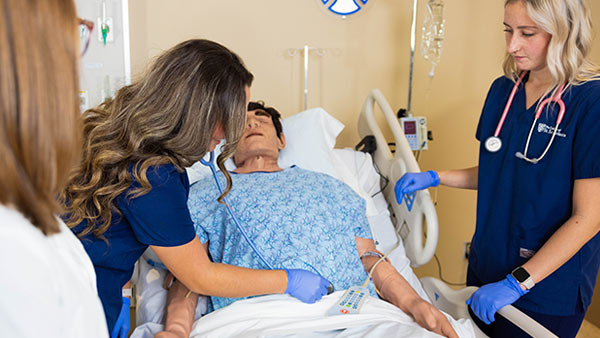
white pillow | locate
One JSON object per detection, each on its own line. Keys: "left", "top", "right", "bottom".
{"left": 278, "top": 107, "right": 343, "bottom": 178}
{"left": 186, "top": 107, "right": 344, "bottom": 184}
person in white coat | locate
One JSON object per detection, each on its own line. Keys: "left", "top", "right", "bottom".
{"left": 0, "top": 0, "right": 108, "bottom": 337}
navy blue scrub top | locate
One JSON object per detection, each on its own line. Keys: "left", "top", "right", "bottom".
{"left": 71, "top": 164, "right": 196, "bottom": 332}
{"left": 472, "top": 75, "right": 600, "bottom": 316}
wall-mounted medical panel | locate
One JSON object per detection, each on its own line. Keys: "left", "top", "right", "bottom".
{"left": 75, "top": 0, "right": 131, "bottom": 112}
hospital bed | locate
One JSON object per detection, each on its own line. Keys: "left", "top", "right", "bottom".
{"left": 130, "top": 90, "right": 557, "bottom": 337}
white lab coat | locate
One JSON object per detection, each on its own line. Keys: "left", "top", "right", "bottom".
{"left": 0, "top": 204, "right": 108, "bottom": 337}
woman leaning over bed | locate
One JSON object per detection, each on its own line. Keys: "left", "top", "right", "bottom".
{"left": 62, "top": 39, "right": 330, "bottom": 337}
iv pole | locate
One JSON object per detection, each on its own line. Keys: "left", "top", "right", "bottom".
{"left": 407, "top": 0, "right": 418, "bottom": 117}
{"left": 287, "top": 46, "right": 326, "bottom": 110}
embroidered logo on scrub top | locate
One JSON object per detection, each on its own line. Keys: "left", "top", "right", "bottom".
{"left": 320, "top": 0, "right": 369, "bottom": 17}
{"left": 537, "top": 123, "right": 566, "bottom": 138}
{"left": 520, "top": 247, "right": 536, "bottom": 259}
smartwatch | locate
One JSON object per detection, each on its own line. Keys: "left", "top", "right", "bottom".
{"left": 511, "top": 266, "right": 535, "bottom": 290}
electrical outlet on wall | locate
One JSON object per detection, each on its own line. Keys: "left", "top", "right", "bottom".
{"left": 464, "top": 242, "right": 471, "bottom": 259}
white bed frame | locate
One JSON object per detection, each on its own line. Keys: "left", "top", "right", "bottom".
{"left": 358, "top": 89, "right": 558, "bottom": 338}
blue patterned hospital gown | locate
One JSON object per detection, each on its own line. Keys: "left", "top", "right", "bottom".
{"left": 188, "top": 166, "right": 374, "bottom": 311}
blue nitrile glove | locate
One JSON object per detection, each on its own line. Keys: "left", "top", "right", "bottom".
{"left": 466, "top": 274, "right": 528, "bottom": 325}
{"left": 394, "top": 170, "right": 440, "bottom": 204}
{"left": 111, "top": 297, "right": 131, "bottom": 338}
{"left": 284, "top": 269, "right": 330, "bottom": 303}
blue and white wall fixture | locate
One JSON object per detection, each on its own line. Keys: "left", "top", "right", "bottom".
{"left": 320, "top": 0, "right": 369, "bottom": 18}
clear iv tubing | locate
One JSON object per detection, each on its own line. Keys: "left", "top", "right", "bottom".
{"left": 200, "top": 152, "right": 275, "bottom": 270}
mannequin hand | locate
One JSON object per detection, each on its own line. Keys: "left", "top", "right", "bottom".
{"left": 466, "top": 274, "right": 528, "bottom": 324}
{"left": 111, "top": 297, "right": 130, "bottom": 338}
{"left": 409, "top": 298, "right": 459, "bottom": 338}
{"left": 394, "top": 170, "right": 439, "bottom": 204}
{"left": 284, "top": 269, "right": 330, "bottom": 303}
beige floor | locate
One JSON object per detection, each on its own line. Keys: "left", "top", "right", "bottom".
{"left": 576, "top": 320, "right": 600, "bottom": 338}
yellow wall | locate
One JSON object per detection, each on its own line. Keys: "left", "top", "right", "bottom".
{"left": 128, "top": 0, "right": 600, "bottom": 325}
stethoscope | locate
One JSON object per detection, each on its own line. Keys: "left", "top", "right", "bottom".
{"left": 200, "top": 152, "right": 275, "bottom": 269}
{"left": 484, "top": 71, "right": 567, "bottom": 164}
{"left": 146, "top": 154, "right": 277, "bottom": 271}
{"left": 200, "top": 151, "right": 335, "bottom": 293}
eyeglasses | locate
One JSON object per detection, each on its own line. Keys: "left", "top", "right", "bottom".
{"left": 78, "top": 18, "right": 94, "bottom": 57}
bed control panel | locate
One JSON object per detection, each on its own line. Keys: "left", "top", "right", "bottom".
{"left": 326, "top": 286, "right": 369, "bottom": 316}
{"left": 400, "top": 117, "right": 428, "bottom": 151}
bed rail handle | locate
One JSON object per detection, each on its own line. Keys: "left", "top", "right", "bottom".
{"left": 359, "top": 89, "right": 438, "bottom": 267}
{"left": 497, "top": 306, "right": 558, "bottom": 338}
{"left": 421, "top": 277, "right": 559, "bottom": 338}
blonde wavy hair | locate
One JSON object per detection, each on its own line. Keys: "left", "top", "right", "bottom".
{"left": 0, "top": 0, "right": 80, "bottom": 235}
{"left": 503, "top": 0, "right": 599, "bottom": 98}
{"left": 63, "top": 39, "right": 253, "bottom": 239}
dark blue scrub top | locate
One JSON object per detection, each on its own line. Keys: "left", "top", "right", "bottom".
{"left": 71, "top": 164, "right": 196, "bottom": 332}
{"left": 471, "top": 75, "right": 600, "bottom": 316}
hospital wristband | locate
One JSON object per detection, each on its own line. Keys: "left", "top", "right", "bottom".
{"left": 122, "top": 288, "right": 132, "bottom": 298}
{"left": 360, "top": 251, "right": 384, "bottom": 260}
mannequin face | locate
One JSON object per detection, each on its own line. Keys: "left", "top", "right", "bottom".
{"left": 233, "top": 109, "right": 285, "bottom": 166}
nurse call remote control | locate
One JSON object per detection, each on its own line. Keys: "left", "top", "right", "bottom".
{"left": 326, "top": 285, "right": 368, "bottom": 316}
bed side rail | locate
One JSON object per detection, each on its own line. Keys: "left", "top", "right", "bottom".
{"left": 358, "top": 88, "right": 438, "bottom": 267}
{"left": 420, "top": 277, "right": 558, "bottom": 338}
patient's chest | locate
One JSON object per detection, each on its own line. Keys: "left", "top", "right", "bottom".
{"left": 192, "top": 167, "right": 375, "bottom": 310}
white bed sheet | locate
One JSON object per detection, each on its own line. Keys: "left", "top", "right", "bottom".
{"left": 134, "top": 292, "right": 474, "bottom": 338}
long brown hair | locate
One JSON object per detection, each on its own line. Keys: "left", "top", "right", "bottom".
{"left": 63, "top": 39, "right": 253, "bottom": 239}
{"left": 0, "top": 0, "right": 80, "bottom": 235}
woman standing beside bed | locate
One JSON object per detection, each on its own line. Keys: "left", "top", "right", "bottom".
{"left": 395, "top": 0, "right": 600, "bottom": 337}
{"left": 0, "top": 0, "right": 108, "bottom": 336}
{"left": 63, "top": 39, "right": 330, "bottom": 337}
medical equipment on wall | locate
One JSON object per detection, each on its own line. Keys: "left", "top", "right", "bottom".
{"left": 287, "top": 46, "right": 326, "bottom": 110}
{"left": 421, "top": 0, "right": 445, "bottom": 78}
{"left": 484, "top": 71, "right": 567, "bottom": 164}
{"left": 99, "top": 0, "right": 113, "bottom": 45}
{"left": 200, "top": 152, "right": 335, "bottom": 294}
{"left": 76, "top": 0, "right": 130, "bottom": 112}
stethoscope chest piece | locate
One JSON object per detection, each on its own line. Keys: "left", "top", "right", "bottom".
{"left": 485, "top": 136, "right": 502, "bottom": 153}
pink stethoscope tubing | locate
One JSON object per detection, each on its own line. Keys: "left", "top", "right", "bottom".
{"left": 484, "top": 71, "right": 567, "bottom": 164}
